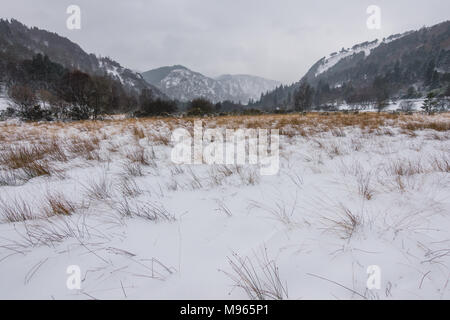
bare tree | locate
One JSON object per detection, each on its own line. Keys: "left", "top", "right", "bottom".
{"left": 9, "top": 85, "right": 37, "bottom": 114}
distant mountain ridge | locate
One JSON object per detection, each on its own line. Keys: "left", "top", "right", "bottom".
{"left": 0, "top": 19, "right": 165, "bottom": 97}
{"left": 142, "top": 65, "right": 281, "bottom": 103}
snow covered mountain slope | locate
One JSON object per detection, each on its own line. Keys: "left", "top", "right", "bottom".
{"left": 142, "top": 65, "right": 281, "bottom": 103}
{"left": 216, "top": 74, "right": 282, "bottom": 103}
{"left": 256, "top": 20, "right": 450, "bottom": 108}
{"left": 0, "top": 19, "right": 164, "bottom": 97}
{"left": 299, "top": 21, "right": 450, "bottom": 90}
{"left": 313, "top": 33, "right": 412, "bottom": 77}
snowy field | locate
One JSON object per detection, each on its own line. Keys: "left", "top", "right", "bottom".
{"left": 0, "top": 113, "right": 449, "bottom": 299}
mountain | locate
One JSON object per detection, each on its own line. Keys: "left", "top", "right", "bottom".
{"left": 0, "top": 19, "right": 164, "bottom": 97}
{"left": 255, "top": 20, "right": 450, "bottom": 109}
{"left": 143, "top": 65, "right": 223, "bottom": 102}
{"left": 216, "top": 74, "right": 282, "bottom": 103}
{"left": 142, "top": 65, "right": 281, "bottom": 103}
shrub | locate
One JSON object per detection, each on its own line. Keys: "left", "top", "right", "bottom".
{"left": 187, "top": 98, "right": 214, "bottom": 116}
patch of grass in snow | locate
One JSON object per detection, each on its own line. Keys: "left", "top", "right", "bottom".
{"left": 116, "top": 176, "right": 144, "bottom": 198}
{"left": 402, "top": 120, "right": 450, "bottom": 132}
{"left": 0, "top": 196, "right": 37, "bottom": 223}
{"left": 385, "top": 158, "right": 426, "bottom": 177}
{"left": 124, "top": 145, "right": 155, "bottom": 167}
{"left": 0, "top": 145, "right": 56, "bottom": 179}
{"left": 114, "top": 198, "right": 176, "bottom": 222}
{"left": 321, "top": 204, "right": 362, "bottom": 240}
{"left": 356, "top": 171, "right": 375, "bottom": 200}
{"left": 0, "top": 169, "right": 27, "bottom": 186}
{"left": 83, "top": 174, "right": 114, "bottom": 201}
{"left": 66, "top": 136, "right": 101, "bottom": 161}
{"left": 249, "top": 197, "right": 299, "bottom": 227}
{"left": 430, "top": 154, "right": 450, "bottom": 173}
{"left": 10, "top": 216, "right": 93, "bottom": 248}
{"left": 148, "top": 131, "right": 171, "bottom": 146}
{"left": 123, "top": 161, "right": 144, "bottom": 177}
{"left": 223, "top": 249, "right": 288, "bottom": 300}
{"left": 43, "top": 192, "right": 77, "bottom": 217}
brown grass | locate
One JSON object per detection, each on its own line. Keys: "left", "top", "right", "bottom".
{"left": 148, "top": 132, "right": 171, "bottom": 145}
{"left": 357, "top": 172, "right": 374, "bottom": 200}
{"left": 131, "top": 125, "right": 146, "bottom": 140}
{"left": 430, "top": 154, "right": 450, "bottom": 172}
{"left": 0, "top": 113, "right": 448, "bottom": 145}
{"left": 386, "top": 159, "right": 426, "bottom": 176}
{"left": 125, "top": 146, "right": 154, "bottom": 166}
{"left": 21, "top": 160, "right": 52, "bottom": 179}
{"left": 0, "top": 197, "right": 36, "bottom": 222}
{"left": 44, "top": 192, "right": 76, "bottom": 217}
{"left": 322, "top": 204, "right": 362, "bottom": 240}
{"left": 0, "top": 145, "right": 43, "bottom": 169}
{"left": 66, "top": 136, "right": 101, "bottom": 161}
{"left": 402, "top": 121, "right": 450, "bottom": 132}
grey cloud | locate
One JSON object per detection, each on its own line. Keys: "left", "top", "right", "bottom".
{"left": 1, "top": 0, "right": 449, "bottom": 83}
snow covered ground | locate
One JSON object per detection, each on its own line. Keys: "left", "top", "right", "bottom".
{"left": 0, "top": 95, "right": 11, "bottom": 111}
{"left": 336, "top": 98, "right": 426, "bottom": 112}
{"left": 0, "top": 113, "right": 449, "bottom": 300}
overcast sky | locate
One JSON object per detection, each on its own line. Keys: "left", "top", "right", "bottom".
{"left": 1, "top": 0, "right": 449, "bottom": 83}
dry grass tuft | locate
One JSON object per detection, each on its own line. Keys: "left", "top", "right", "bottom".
{"left": 386, "top": 159, "right": 426, "bottom": 176}
{"left": 12, "top": 217, "right": 92, "bottom": 248}
{"left": 123, "top": 162, "right": 144, "bottom": 177}
{"left": 430, "top": 154, "right": 450, "bottom": 172}
{"left": 249, "top": 198, "right": 298, "bottom": 226}
{"left": 114, "top": 198, "right": 176, "bottom": 222}
{"left": 67, "top": 137, "right": 101, "bottom": 161}
{"left": 238, "top": 167, "right": 260, "bottom": 186}
{"left": 0, "top": 197, "right": 36, "bottom": 222}
{"left": 44, "top": 192, "right": 76, "bottom": 217}
{"left": 148, "top": 132, "right": 171, "bottom": 146}
{"left": 331, "top": 128, "right": 346, "bottom": 137}
{"left": 0, "top": 145, "right": 43, "bottom": 169}
{"left": 84, "top": 175, "right": 113, "bottom": 201}
{"left": 0, "top": 170, "right": 26, "bottom": 186}
{"left": 402, "top": 121, "right": 450, "bottom": 132}
{"left": 117, "top": 177, "right": 143, "bottom": 197}
{"left": 125, "top": 147, "right": 155, "bottom": 167}
{"left": 224, "top": 249, "right": 288, "bottom": 300}
{"left": 322, "top": 204, "right": 362, "bottom": 240}
{"left": 131, "top": 126, "right": 146, "bottom": 140}
{"left": 21, "top": 160, "right": 52, "bottom": 179}
{"left": 357, "top": 171, "right": 374, "bottom": 200}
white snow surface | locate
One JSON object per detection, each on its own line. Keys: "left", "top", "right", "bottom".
{"left": 0, "top": 86, "right": 11, "bottom": 111}
{"left": 0, "top": 97, "right": 10, "bottom": 111}
{"left": 0, "top": 115, "right": 449, "bottom": 299}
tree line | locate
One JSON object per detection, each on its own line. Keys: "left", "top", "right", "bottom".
{"left": 1, "top": 54, "right": 178, "bottom": 120}
{"left": 252, "top": 71, "right": 450, "bottom": 113}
